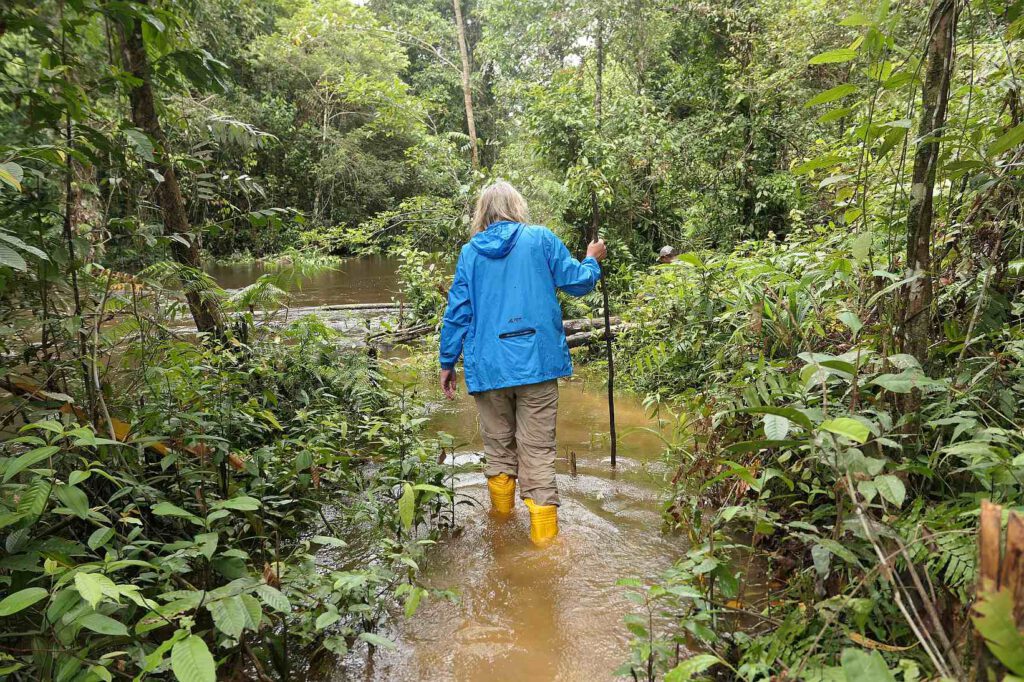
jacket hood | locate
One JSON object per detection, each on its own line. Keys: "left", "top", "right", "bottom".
{"left": 470, "top": 221, "right": 524, "bottom": 259}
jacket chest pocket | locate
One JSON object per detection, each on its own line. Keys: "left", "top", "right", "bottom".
{"left": 498, "top": 328, "right": 536, "bottom": 340}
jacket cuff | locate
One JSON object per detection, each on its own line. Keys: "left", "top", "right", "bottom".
{"left": 583, "top": 256, "right": 602, "bottom": 277}
{"left": 440, "top": 361, "right": 455, "bottom": 370}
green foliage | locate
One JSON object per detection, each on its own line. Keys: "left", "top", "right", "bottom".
{"left": 607, "top": 0, "right": 1024, "bottom": 677}
{"left": 6, "top": 0, "right": 1024, "bottom": 679}
{"left": 395, "top": 246, "right": 451, "bottom": 325}
{"left": 972, "top": 587, "right": 1024, "bottom": 675}
{"left": 0, "top": 317, "right": 452, "bottom": 679}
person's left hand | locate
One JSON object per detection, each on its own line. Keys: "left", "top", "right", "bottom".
{"left": 440, "top": 369, "right": 457, "bottom": 400}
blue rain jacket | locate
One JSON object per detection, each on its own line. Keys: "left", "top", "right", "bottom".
{"left": 439, "top": 221, "right": 602, "bottom": 394}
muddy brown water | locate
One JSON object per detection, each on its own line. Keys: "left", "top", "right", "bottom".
{"left": 206, "top": 255, "right": 402, "bottom": 308}
{"left": 211, "top": 259, "right": 688, "bottom": 681}
{"left": 343, "top": 373, "right": 686, "bottom": 682}
{"left": 206, "top": 257, "right": 406, "bottom": 340}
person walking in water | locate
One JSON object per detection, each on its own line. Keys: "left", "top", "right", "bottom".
{"left": 439, "top": 181, "right": 607, "bottom": 545}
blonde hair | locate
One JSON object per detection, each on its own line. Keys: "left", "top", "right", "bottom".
{"left": 471, "top": 181, "right": 530, "bottom": 235}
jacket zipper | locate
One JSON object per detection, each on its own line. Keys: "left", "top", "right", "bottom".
{"left": 498, "top": 328, "right": 536, "bottom": 339}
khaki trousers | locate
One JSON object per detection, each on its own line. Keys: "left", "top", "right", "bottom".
{"left": 473, "top": 379, "right": 560, "bottom": 507}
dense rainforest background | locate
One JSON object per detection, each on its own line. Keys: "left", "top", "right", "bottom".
{"left": 2, "top": 0, "right": 1024, "bottom": 679}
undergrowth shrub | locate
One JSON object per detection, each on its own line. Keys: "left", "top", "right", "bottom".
{"left": 0, "top": 316, "right": 451, "bottom": 680}
{"left": 616, "top": 229, "right": 1024, "bottom": 679}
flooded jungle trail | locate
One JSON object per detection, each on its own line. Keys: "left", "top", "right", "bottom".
{"left": 345, "top": 374, "right": 686, "bottom": 681}
{"left": 211, "top": 259, "right": 688, "bottom": 680}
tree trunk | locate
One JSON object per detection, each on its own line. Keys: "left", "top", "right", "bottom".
{"left": 902, "top": 0, "right": 958, "bottom": 361}
{"left": 71, "top": 158, "right": 105, "bottom": 261}
{"left": 118, "top": 2, "right": 221, "bottom": 336}
{"left": 452, "top": 0, "right": 479, "bottom": 168}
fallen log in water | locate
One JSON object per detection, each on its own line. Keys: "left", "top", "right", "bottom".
{"left": 367, "top": 323, "right": 434, "bottom": 345}
{"left": 565, "top": 323, "right": 633, "bottom": 348}
{"left": 318, "top": 302, "right": 402, "bottom": 311}
{"left": 562, "top": 316, "right": 621, "bottom": 334}
{"left": 368, "top": 317, "right": 629, "bottom": 347}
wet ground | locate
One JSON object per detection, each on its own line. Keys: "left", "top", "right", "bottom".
{"left": 338, "top": 373, "right": 686, "bottom": 681}
{"left": 212, "top": 259, "right": 688, "bottom": 681}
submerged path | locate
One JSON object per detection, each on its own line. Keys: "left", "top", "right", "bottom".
{"left": 342, "top": 374, "right": 685, "bottom": 681}
{"left": 208, "top": 259, "right": 686, "bottom": 680}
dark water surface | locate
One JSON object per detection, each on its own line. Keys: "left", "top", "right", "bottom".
{"left": 205, "top": 256, "right": 402, "bottom": 307}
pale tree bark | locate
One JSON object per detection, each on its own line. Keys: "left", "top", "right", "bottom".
{"left": 70, "top": 159, "right": 105, "bottom": 260}
{"left": 452, "top": 0, "right": 479, "bottom": 168}
{"left": 118, "top": 1, "right": 222, "bottom": 336}
{"left": 902, "top": 0, "right": 959, "bottom": 362}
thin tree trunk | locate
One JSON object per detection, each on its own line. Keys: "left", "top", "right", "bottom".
{"left": 452, "top": 0, "right": 479, "bottom": 168}
{"left": 118, "top": 2, "right": 221, "bottom": 336}
{"left": 902, "top": 0, "right": 959, "bottom": 361}
{"left": 70, "top": 159, "right": 104, "bottom": 260}
{"left": 59, "top": 0, "right": 95, "bottom": 422}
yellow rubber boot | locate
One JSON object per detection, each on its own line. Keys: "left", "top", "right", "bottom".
{"left": 524, "top": 498, "right": 559, "bottom": 546}
{"left": 487, "top": 474, "right": 516, "bottom": 514}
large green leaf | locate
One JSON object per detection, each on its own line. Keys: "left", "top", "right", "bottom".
{"left": 315, "top": 607, "right": 340, "bottom": 630}
{"left": 171, "top": 635, "right": 216, "bottom": 682}
{"left": 820, "top": 418, "right": 870, "bottom": 444}
{"left": 0, "top": 232, "right": 47, "bottom": 260}
{"left": 3, "top": 446, "right": 59, "bottom": 483}
{"left": 193, "top": 532, "right": 218, "bottom": 560}
{"left": 989, "top": 123, "right": 1024, "bottom": 157}
{"left": 403, "top": 586, "right": 426, "bottom": 618}
{"left": 664, "top": 654, "right": 721, "bottom": 681}
{"left": 74, "top": 572, "right": 115, "bottom": 609}
{"left": 240, "top": 594, "right": 262, "bottom": 631}
{"left": 152, "top": 502, "right": 203, "bottom": 526}
{"left": 255, "top": 584, "right": 290, "bottom": 613}
{"left": 838, "top": 311, "right": 863, "bottom": 336}
{"left": 212, "top": 496, "right": 261, "bottom": 512}
{"left": 0, "top": 244, "right": 27, "bottom": 271}
{"left": 55, "top": 484, "right": 90, "bottom": 518}
{"left": 872, "top": 374, "right": 914, "bottom": 394}
{"left": 972, "top": 586, "right": 1024, "bottom": 674}
{"left": 793, "top": 153, "right": 842, "bottom": 175}
{"left": 358, "top": 631, "right": 397, "bottom": 650}
{"left": 873, "top": 474, "right": 905, "bottom": 507}
{"left": 809, "top": 48, "right": 858, "bottom": 65}
{"left": 77, "top": 612, "right": 129, "bottom": 637}
{"left": 398, "top": 483, "right": 415, "bottom": 530}
{"left": 840, "top": 647, "right": 896, "bottom": 681}
{"left": 0, "top": 162, "right": 23, "bottom": 192}
{"left": 804, "top": 84, "right": 858, "bottom": 108}
{"left": 0, "top": 587, "right": 48, "bottom": 616}
{"left": 124, "top": 128, "right": 155, "bottom": 162}
{"left": 734, "top": 406, "right": 813, "bottom": 430}
{"left": 207, "top": 595, "right": 248, "bottom": 639}
{"left": 763, "top": 414, "right": 791, "bottom": 440}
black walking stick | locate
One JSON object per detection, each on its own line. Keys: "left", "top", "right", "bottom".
{"left": 588, "top": 18, "right": 616, "bottom": 467}
{"left": 589, "top": 194, "right": 617, "bottom": 468}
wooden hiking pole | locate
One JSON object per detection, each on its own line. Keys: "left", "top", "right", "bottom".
{"left": 590, "top": 197, "right": 617, "bottom": 468}
{"left": 589, "top": 15, "right": 617, "bottom": 467}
